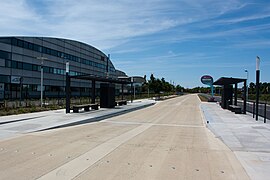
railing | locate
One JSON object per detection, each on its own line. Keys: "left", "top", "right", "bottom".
{"left": 237, "top": 101, "right": 269, "bottom": 123}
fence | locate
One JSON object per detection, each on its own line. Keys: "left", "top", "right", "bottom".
{"left": 237, "top": 101, "right": 269, "bottom": 123}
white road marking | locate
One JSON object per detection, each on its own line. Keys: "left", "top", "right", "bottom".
{"left": 105, "top": 120, "right": 204, "bottom": 128}
{"left": 37, "top": 123, "right": 152, "bottom": 180}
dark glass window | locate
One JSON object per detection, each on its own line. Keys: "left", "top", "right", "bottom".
{"left": 57, "top": 51, "right": 61, "bottom": 57}
{"left": 33, "top": 44, "right": 39, "bottom": 51}
{"left": 0, "top": 38, "right": 11, "bottom": 44}
{"left": 0, "top": 50, "right": 11, "bottom": 59}
{"left": 23, "top": 63, "right": 32, "bottom": 71}
{"left": 42, "top": 47, "right": 46, "bottom": 53}
{"left": 17, "top": 62, "right": 23, "bottom": 69}
{"left": 32, "top": 64, "right": 38, "bottom": 71}
{"left": 11, "top": 38, "right": 17, "bottom": 46}
{"left": 51, "top": 49, "right": 57, "bottom": 56}
{"left": 17, "top": 40, "right": 23, "bottom": 47}
{"left": 30, "top": 84, "right": 38, "bottom": 91}
{"left": 28, "top": 43, "right": 33, "bottom": 50}
{"left": 5, "top": 60, "right": 11, "bottom": 68}
{"left": 49, "top": 67, "right": 54, "bottom": 74}
{"left": 43, "top": 66, "right": 50, "bottom": 73}
{"left": 38, "top": 46, "right": 42, "bottom": 53}
{"left": 11, "top": 61, "right": 17, "bottom": 68}
{"left": 23, "top": 41, "right": 29, "bottom": 49}
{"left": 46, "top": 48, "right": 51, "bottom": 54}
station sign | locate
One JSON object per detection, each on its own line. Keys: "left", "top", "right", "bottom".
{"left": 11, "top": 76, "right": 21, "bottom": 84}
{"left": 201, "top": 75, "right": 213, "bottom": 86}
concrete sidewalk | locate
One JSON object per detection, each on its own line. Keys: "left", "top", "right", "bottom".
{"left": 201, "top": 102, "right": 270, "bottom": 180}
{"left": 0, "top": 99, "right": 155, "bottom": 141}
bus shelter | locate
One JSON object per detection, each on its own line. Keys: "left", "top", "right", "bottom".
{"left": 65, "top": 74, "right": 131, "bottom": 113}
{"left": 213, "top": 77, "right": 247, "bottom": 114}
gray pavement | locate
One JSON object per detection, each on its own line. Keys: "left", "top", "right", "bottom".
{"left": 0, "top": 94, "right": 250, "bottom": 180}
{"left": 0, "top": 99, "right": 155, "bottom": 141}
{"left": 201, "top": 102, "right": 270, "bottom": 180}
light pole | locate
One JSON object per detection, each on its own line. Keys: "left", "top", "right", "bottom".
{"left": 245, "top": 69, "right": 249, "bottom": 101}
{"left": 37, "top": 57, "right": 47, "bottom": 107}
{"left": 66, "top": 61, "right": 70, "bottom": 113}
{"left": 255, "top": 56, "right": 260, "bottom": 120}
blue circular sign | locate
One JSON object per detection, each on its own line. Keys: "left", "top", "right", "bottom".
{"left": 201, "top": 75, "right": 213, "bottom": 85}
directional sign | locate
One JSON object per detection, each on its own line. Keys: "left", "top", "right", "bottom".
{"left": 11, "top": 76, "right": 21, "bottom": 84}
{"left": 201, "top": 75, "right": 213, "bottom": 86}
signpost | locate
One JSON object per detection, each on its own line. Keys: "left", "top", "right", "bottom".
{"left": 201, "top": 75, "right": 214, "bottom": 97}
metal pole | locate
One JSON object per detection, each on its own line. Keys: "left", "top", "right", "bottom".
{"left": 253, "top": 102, "right": 255, "bottom": 118}
{"left": 37, "top": 57, "right": 47, "bottom": 107}
{"left": 243, "top": 80, "right": 247, "bottom": 114}
{"left": 264, "top": 103, "right": 267, "bottom": 123}
{"left": 41, "top": 61, "right": 43, "bottom": 107}
{"left": 20, "top": 77, "right": 23, "bottom": 106}
{"left": 91, "top": 80, "right": 95, "bottom": 104}
{"left": 66, "top": 73, "right": 70, "bottom": 113}
{"left": 121, "top": 84, "right": 124, "bottom": 100}
{"left": 131, "top": 77, "right": 133, "bottom": 103}
{"left": 134, "top": 83, "right": 135, "bottom": 100}
{"left": 131, "top": 82, "right": 133, "bottom": 103}
{"left": 256, "top": 56, "right": 260, "bottom": 121}
{"left": 65, "top": 62, "right": 70, "bottom": 113}
{"left": 245, "top": 70, "right": 249, "bottom": 101}
{"left": 234, "top": 83, "right": 237, "bottom": 106}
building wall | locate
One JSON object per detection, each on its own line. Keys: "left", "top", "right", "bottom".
{"left": 0, "top": 37, "right": 122, "bottom": 100}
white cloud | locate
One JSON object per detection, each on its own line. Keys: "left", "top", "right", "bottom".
{"left": 0, "top": 0, "right": 248, "bottom": 50}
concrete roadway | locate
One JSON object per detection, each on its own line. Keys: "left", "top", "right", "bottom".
{"left": 0, "top": 94, "right": 249, "bottom": 180}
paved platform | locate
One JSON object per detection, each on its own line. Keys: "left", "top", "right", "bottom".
{"left": 201, "top": 102, "right": 270, "bottom": 180}
{"left": 0, "top": 99, "right": 155, "bottom": 140}
{"left": 0, "top": 95, "right": 250, "bottom": 180}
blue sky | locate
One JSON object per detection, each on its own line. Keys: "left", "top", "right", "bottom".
{"left": 0, "top": 0, "right": 269, "bottom": 88}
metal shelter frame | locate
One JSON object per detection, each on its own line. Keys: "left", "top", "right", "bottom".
{"left": 65, "top": 74, "right": 131, "bottom": 113}
{"left": 213, "top": 77, "right": 247, "bottom": 114}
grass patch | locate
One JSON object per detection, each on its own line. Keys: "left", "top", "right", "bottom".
{"left": 198, "top": 94, "right": 209, "bottom": 102}
{"left": 0, "top": 105, "right": 63, "bottom": 116}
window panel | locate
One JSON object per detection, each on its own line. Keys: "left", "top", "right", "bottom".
{"left": 32, "top": 64, "right": 38, "bottom": 71}
{"left": 23, "top": 63, "right": 32, "bottom": 71}
{"left": 0, "top": 50, "right": 11, "bottom": 60}
{"left": 17, "top": 62, "right": 23, "bottom": 69}
{"left": 5, "top": 60, "right": 11, "bottom": 68}
{"left": 11, "top": 61, "right": 17, "bottom": 68}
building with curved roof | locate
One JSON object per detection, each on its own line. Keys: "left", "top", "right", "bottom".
{"left": 0, "top": 37, "right": 127, "bottom": 100}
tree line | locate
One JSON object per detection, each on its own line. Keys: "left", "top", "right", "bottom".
{"left": 141, "top": 74, "right": 270, "bottom": 96}
{"left": 141, "top": 74, "right": 184, "bottom": 94}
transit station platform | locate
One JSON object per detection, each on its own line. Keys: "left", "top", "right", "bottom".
{"left": 0, "top": 99, "right": 155, "bottom": 140}
{"left": 201, "top": 102, "right": 270, "bottom": 180}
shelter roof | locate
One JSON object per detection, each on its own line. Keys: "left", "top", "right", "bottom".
{"left": 213, "top": 77, "right": 246, "bottom": 85}
{"left": 71, "top": 74, "right": 131, "bottom": 84}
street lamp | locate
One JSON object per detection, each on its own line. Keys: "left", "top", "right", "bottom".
{"left": 66, "top": 61, "right": 70, "bottom": 113}
{"left": 131, "top": 77, "right": 135, "bottom": 101}
{"left": 245, "top": 69, "right": 249, "bottom": 101}
{"left": 37, "top": 57, "right": 47, "bottom": 107}
{"left": 255, "top": 56, "right": 260, "bottom": 120}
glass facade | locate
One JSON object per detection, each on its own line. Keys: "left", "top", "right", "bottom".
{"left": 0, "top": 37, "right": 123, "bottom": 100}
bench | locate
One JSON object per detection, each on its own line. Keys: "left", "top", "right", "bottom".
{"left": 73, "top": 103, "right": 99, "bottom": 113}
{"left": 228, "top": 105, "right": 242, "bottom": 114}
{"left": 115, "top": 100, "right": 127, "bottom": 106}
